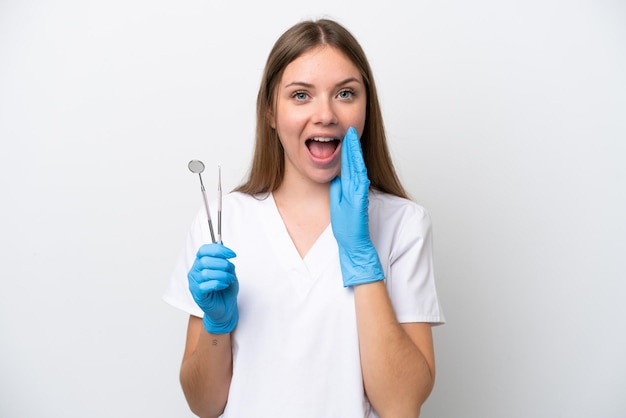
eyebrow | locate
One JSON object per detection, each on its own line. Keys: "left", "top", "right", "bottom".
{"left": 284, "top": 77, "right": 362, "bottom": 89}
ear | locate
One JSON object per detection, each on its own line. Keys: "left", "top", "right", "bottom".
{"left": 267, "top": 109, "right": 276, "bottom": 129}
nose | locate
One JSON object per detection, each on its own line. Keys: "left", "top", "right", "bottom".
{"left": 312, "top": 98, "right": 338, "bottom": 126}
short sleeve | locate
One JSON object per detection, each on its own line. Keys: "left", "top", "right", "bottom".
{"left": 369, "top": 193, "right": 445, "bottom": 325}
{"left": 389, "top": 207, "right": 444, "bottom": 325}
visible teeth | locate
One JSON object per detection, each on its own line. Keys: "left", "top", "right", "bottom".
{"left": 310, "top": 137, "right": 335, "bottom": 142}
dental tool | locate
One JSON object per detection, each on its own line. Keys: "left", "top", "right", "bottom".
{"left": 188, "top": 160, "right": 216, "bottom": 243}
{"left": 217, "top": 163, "right": 222, "bottom": 244}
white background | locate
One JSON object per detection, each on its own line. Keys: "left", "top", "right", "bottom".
{"left": 1, "top": 0, "right": 625, "bottom": 417}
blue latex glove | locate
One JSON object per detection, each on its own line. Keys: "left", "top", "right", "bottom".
{"left": 188, "top": 243, "right": 239, "bottom": 334}
{"left": 330, "top": 126, "right": 385, "bottom": 287}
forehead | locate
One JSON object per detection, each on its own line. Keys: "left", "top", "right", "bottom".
{"left": 280, "top": 45, "right": 362, "bottom": 84}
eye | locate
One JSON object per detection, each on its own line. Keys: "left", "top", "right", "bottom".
{"left": 337, "top": 88, "right": 355, "bottom": 100}
{"left": 291, "top": 91, "right": 309, "bottom": 101}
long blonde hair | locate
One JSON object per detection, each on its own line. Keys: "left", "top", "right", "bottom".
{"left": 235, "top": 19, "right": 408, "bottom": 199}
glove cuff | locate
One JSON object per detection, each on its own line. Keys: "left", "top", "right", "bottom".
{"left": 202, "top": 306, "right": 239, "bottom": 334}
{"left": 338, "top": 244, "right": 385, "bottom": 287}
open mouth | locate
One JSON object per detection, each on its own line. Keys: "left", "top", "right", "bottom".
{"left": 306, "top": 137, "right": 340, "bottom": 160}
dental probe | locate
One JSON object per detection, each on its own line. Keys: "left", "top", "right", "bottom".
{"left": 217, "top": 163, "right": 222, "bottom": 244}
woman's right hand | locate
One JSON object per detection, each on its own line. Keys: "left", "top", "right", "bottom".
{"left": 187, "top": 243, "right": 239, "bottom": 334}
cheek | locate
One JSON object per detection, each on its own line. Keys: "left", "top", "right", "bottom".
{"left": 346, "top": 115, "right": 366, "bottom": 139}
{"left": 274, "top": 109, "right": 307, "bottom": 138}
{"left": 341, "top": 102, "right": 366, "bottom": 135}
{"left": 273, "top": 101, "right": 290, "bottom": 128}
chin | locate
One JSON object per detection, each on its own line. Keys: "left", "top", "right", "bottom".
{"left": 318, "top": 173, "right": 340, "bottom": 185}
{"left": 306, "top": 169, "right": 338, "bottom": 185}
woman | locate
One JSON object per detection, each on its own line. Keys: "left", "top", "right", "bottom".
{"left": 164, "top": 18, "right": 444, "bottom": 417}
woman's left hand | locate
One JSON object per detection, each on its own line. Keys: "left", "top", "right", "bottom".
{"left": 330, "top": 126, "right": 385, "bottom": 287}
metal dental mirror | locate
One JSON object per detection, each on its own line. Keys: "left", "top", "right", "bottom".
{"left": 188, "top": 159, "right": 216, "bottom": 243}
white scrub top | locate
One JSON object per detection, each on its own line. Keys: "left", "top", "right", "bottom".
{"left": 164, "top": 191, "right": 444, "bottom": 417}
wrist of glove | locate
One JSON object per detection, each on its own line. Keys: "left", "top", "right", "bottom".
{"left": 202, "top": 305, "right": 239, "bottom": 335}
{"left": 338, "top": 242, "right": 385, "bottom": 287}
{"left": 187, "top": 243, "right": 239, "bottom": 334}
{"left": 331, "top": 127, "right": 385, "bottom": 288}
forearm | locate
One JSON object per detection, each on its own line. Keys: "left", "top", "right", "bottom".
{"left": 354, "top": 281, "right": 434, "bottom": 417}
{"left": 180, "top": 325, "right": 233, "bottom": 418}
